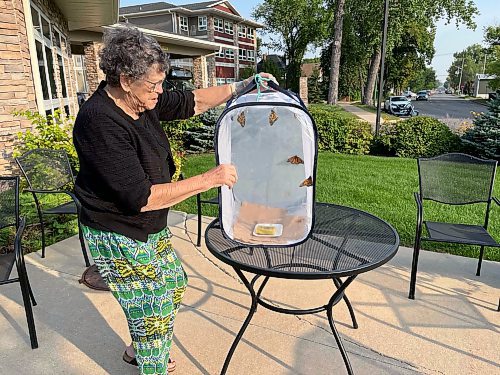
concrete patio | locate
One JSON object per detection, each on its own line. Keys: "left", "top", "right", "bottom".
{"left": 0, "top": 211, "right": 498, "bottom": 375}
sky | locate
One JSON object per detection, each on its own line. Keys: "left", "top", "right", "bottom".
{"left": 121, "top": 0, "right": 500, "bottom": 82}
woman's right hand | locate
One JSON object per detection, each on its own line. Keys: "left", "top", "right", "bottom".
{"left": 203, "top": 164, "right": 238, "bottom": 189}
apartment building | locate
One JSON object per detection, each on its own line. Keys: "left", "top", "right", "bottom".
{"left": 120, "top": 1, "right": 262, "bottom": 86}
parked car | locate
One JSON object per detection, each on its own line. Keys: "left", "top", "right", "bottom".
{"left": 384, "top": 96, "right": 418, "bottom": 116}
{"left": 416, "top": 90, "right": 429, "bottom": 101}
{"left": 402, "top": 90, "right": 417, "bottom": 100}
{"left": 445, "top": 88, "right": 453, "bottom": 94}
{"left": 163, "top": 67, "right": 195, "bottom": 91}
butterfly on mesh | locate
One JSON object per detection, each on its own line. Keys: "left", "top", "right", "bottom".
{"left": 269, "top": 109, "right": 278, "bottom": 126}
{"left": 299, "top": 176, "right": 313, "bottom": 187}
{"left": 287, "top": 155, "right": 304, "bottom": 164}
{"left": 237, "top": 111, "right": 246, "bottom": 127}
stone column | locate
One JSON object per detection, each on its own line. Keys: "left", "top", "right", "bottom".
{"left": 207, "top": 55, "right": 216, "bottom": 87}
{"left": 299, "top": 77, "right": 308, "bottom": 106}
{"left": 83, "top": 41, "right": 104, "bottom": 95}
{"left": 193, "top": 55, "right": 208, "bottom": 89}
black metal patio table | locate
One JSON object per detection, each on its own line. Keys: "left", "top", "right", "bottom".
{"left": 205, "top": 202, "right": 399, "bottom": 374}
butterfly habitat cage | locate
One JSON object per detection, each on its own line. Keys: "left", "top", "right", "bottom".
{"left": 215, "top": 78, "right": 318, "bottom": 246}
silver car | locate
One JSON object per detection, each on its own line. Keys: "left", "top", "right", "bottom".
{"left": 416, "top": 90, "right": 429, "bottom": 101}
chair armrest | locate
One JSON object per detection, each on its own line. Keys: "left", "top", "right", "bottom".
{"left": 493, "top": 197, "right": 500, "bottom": 206}
{"left": 25, "top": 188, "right": 68, "bottom": 195}
{"left": 25, "top": 189, "right": 81, "bottom": 209}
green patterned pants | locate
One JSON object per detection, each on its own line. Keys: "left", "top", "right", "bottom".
{"left": 82, "top": 225, "right": 188, "bottom": 375}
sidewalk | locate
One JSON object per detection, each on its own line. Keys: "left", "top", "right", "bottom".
{"left": 0, "top": 211, "right": 498, "bottom": 375}
{"left": 338, "top": 102, "right": 377, "bottom": 128}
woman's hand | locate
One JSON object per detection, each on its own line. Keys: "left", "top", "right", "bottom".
{"left": 203, "top": 164, "right": 238, "bottom": 189}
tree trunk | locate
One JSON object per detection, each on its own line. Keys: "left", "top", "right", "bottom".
{"left": 363, "top": 47, "right": 381, "bottom": 106}
{"left": 327, "top": 0, "right": 346, "bottom": 105}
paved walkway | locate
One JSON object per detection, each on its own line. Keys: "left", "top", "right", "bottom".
{"left": 0, "top": 211, "right": 499, "bottom": 374}
{"left": 338, "top": 102, "right": 378, "bottom": 128}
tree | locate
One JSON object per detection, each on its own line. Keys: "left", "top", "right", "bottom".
{"left": 308, "top": 68, "right": 324, "bottom": 103}
{"left": 485, "top": 25, "right": 500, "bottom": 90}
{"left": 368, "top": 0, "right": 477, "bottom": 104}
{"left": 327, "top": 0, "right": 346, "bottom": 104}
{"left": 239, "top": 66, "right": 256, "bottom": 80}
{"left": 447, "top": 44, "right": 484, "bottom": 94}
{"left": 407, "top": 67, "right": 439, "bottom": 92}
{"left": 462, "top": 90, "right": 500, "bottom": 159}
{"left": 253, "top": 0, "right": 330, "bottom": 93}
{"left": 258, "top": 58, "right": 285, "bottom": 86}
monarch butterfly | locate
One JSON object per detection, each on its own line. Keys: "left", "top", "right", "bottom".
{"left": 299, "top": 176, "right": 313, "bottom": 187}
{"left": 237, "top": 111, "right": 246, "bottom": 127}
{"left": 269, "top": 109, "right": 278, "bottom": 126}
{"left": 287, "top": 155, "right": 304, "bottom": 164}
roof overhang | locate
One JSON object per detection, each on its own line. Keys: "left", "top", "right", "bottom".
{"left": 134, "top": 26, "right": 237, "bottom": 56}
{"left": 53, "top": 0, "right": 119, "bottom": 31}
{"left": 70, "top": 24, "right": 237, "bottom": 57}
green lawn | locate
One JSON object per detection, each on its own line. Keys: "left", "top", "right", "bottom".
{"left": 175, "top": 152, "right": 500, "bottom": 262}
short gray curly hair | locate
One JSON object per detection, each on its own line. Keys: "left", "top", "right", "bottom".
{"left": 99, "top": 25, "right": 169, "bottom": 87}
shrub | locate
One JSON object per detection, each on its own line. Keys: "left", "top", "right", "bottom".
{"left": 374, "top": 116, "right": 461, "bottom": 158}
{"left": 308, "top": 106, "right": 373, "bottom": 154}
{"left": 13, "top": 109, "right": 78, "bottom": 172}
{"left": 461, "top": 91, "right": 500, "bottom": 159}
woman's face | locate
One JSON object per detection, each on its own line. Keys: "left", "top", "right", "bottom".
{"left": 125, "top": 65, "right": 165, "bottom": 112}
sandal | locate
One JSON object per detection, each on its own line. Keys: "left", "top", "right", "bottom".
{"left": 123, "top": 351, "right": 176, "bottom": 372}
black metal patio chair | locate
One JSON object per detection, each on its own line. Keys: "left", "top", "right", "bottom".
{"left": 0, "top": 176, "right": 38, "bottom": 348}
{"left": 409, "top": 153, "right": 500, "bottom": 300}
{"left": 196, "top": 193, "right": 219, "bottom": 247}
{"left": 15, "top": 149, "right": 90, "bottom": 267}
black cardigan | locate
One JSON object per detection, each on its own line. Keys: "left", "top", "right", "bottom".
{"left": 73, "top": 81, "right": 195, "bottom": 241}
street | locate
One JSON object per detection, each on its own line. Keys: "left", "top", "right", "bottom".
{"left": 411, "top": 93, "right": 487, "bottom": 130}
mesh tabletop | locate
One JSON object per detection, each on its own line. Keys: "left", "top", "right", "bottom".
{"left": 205, "top": 203, "right": 399, "bottom": 279}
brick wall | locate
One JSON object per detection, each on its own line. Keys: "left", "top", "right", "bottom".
{"left": 0, "top": 0, "right": 79, "bottom": 175}
{"left": 0, "top": 0, "right": 38, "bottom": 175}
{"left": 83, "top": 41, "right": 104, "bottom": 95}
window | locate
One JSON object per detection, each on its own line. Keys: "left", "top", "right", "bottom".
{"left": 238, "top": 49, "right": 246, "bottom": 61}
{"left": 198, "top": 16, "right": 207, "bottom": 31}
{"left": 225, "top": 49, "right": 234, "bottom": 60}
{"left": 216, "top": 49, "right": 225, "bottom": 58}
{"left": 247, "top": 50, "right": 255, "bottom": 62}
{"left": 248, "top": 28, "right": 255, "bottom": 39}
{"left": 224, "top": 20, "right": 233, "bottom": 35}
{"left": 73, "top": 55, "right": 88, "bottom": 93}
{"left": 214, "top": 18, "right": 224, "bottom": 32}
{"left": 238, "top": 25, "right": 246, "bottom": 38}
{"left": 31, "top": 4, "right": 70, "bottom": 114}
{"left": 225, "top": 78, "right": 235, "bottom": 84}
{"left": 179, "top": 16, "right": 188, "bottom": 32}
{"left": 216, "top": 78, "right": 226, "bottom": 86}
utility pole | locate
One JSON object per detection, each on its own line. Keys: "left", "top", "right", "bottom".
{"left": 375, "top": 0, "right": 389, "bottom": 136}
{"left": 457, "top": 54, "right": 465, "bottom": 95}
{"left": 482, "top": 51, "right": 487, "bottom": 75}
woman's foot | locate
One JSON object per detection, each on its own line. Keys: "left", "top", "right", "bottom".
{"left": 123, "top": 344, "right": 176, "bottom": 372}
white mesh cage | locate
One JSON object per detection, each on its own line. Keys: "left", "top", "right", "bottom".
{"left": 215, "top": 88, "right": 317, "bottom": 246}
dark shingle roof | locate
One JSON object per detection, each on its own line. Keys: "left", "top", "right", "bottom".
{"left": 120, "top": 2, "right": 176, "bottom": 15}
{"left": 181, "top": 1, "right": 220, "bottom": 10}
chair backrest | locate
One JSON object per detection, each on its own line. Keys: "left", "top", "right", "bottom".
{"left": 0, "top": 176, "right": 20, "bottom": 231}
{"left": 418, "top": 153, "right": 497, "bottom": 205}
{"left": 0, "top": 176, "right": 20, "bottom": 281}
{"left": 16, "top": 149, "right": 74, "bottom": 191}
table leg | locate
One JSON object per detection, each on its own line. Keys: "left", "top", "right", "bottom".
{"left": 333, "top": 278, "right": 358, "bottom": 329}
{"left": 327, "top": 275, "right": 357, "bottom": 375}
{"left": 220, "top": 268, "right": 259, "bottom": 375}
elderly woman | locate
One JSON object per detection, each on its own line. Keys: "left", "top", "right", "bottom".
{"left": 73, "top": 26, "right": 273, "bottom": 374}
